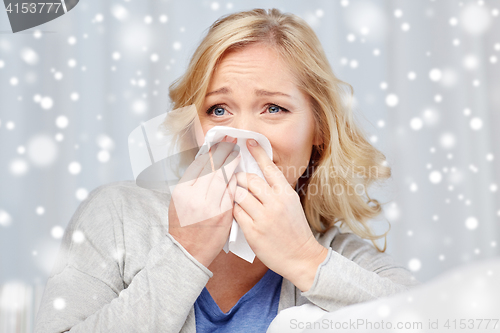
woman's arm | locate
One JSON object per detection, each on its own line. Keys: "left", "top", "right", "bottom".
{"left": 299, "top": 227, "right": 420, "bottom": 312}
{"left": 34, "top": 184, "right": 211, "bottom": 333}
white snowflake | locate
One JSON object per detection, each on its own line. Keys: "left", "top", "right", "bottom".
{"left": 463, "top": 54, "right": 478, "bottom": 69}
{"left": 384, "top": 202, "right": 400, "bottom": 222}
{"left": 439, "top": 132, "right": 456, "bottom": 149}
{"left": 10, "top": 159, "right": 29, "bottom": 176}
{"left": 20, "top": 48, "right": 39, "bottom": 65}
{"left": 36, "top": 206, "right": 45, "bottom": 215}
{"left": 159, "top": 15, "right": 168, "bottom": 23}
{"left": 385, "top": 94, "right": 398, "bottom": 107}
{"left": 55, "top": 116, "right": 69, "bottom": 129}
{"left": 429, "top": 68, "right": 442, "bottom": 81}
{"left": 68, "top": 162, "right": 82, "bottom": 175}
{"left": 408, "top": 258, "right": 421, "bottom": 272}
{"left": 470, "top": 117, "right": 483, "bottom": 130}
{"left": 97, "top": 150, "right": 110, "bottom": 163}
{"left": 76, "top": 188, "right": 88, "bottom": 201}
{"left": 111, "top": 5, "right": 128, "bottom": 21}
{"left": 0, "top": 209, "right": 12, "bottom": 227}
{"left": 94, "top": 13, "right": 104, "bottom": 22}
{"left": 460, "top": 3, "right": 491, "bottom": 35}
{"left": 72, "top": 230, "right": 85, "bottom": 243}
{"left": 410, "top": 117, "right": 423, "bottom": 131}
{"left": 53, "top": 298, "right": 66, "bottom": 310}
{"left": 429, "top": 171, "right": 442, "bottom": 184}
{"left": 51, "top": 226, "right": 64, "bottom": 239}
{"left": 132, "top": 99, "right": 147, "bottom": 114}
{"left": 465, "top": 217, "right": 478, "bottom": 230}
{"left": 27, "top": 135, "right": 58, "bottom": 167}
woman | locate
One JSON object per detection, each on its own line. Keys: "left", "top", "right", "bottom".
{"left": 35, "top": 8, "right": 419, "bottom": 333}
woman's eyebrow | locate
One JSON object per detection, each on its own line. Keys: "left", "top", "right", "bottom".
{"left": 206, "top": 86, "right": 291, "bottom": 98}
{"left": 255, "top": 89, "right": 291, "bottom": 98}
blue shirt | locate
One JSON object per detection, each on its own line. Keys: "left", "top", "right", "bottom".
{"left": 194, "top": 269, "right": 283, "bottom": 332}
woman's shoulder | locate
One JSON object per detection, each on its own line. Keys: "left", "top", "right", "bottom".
{"left": 77, "top": 180, "right": 171, "bottom": 226}
{"left": 84, "top": 180, "right": 170, "bottom": 206}
{"left": 68, "top": 181, "right": 171, "bottom": 247}
{"left": 51, "top": 181, "right": 171, "bottom": 282}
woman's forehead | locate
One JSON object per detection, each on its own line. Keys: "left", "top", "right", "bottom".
{"left": 209, "top": 44, "right": 299, "bottom": 89}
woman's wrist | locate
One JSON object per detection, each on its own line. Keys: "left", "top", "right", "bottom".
{"left": 284, "top": 238, "right": 329, "bottom": 292}
{"left": 169, "top": 231, "right": 213, "bottom": 268}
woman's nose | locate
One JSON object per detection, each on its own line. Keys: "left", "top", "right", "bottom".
{"left": 229, "top": 118, "right": 258, "bottom": 133}
{"left": 229, "top": 111, "right": 268, "bottom": 134}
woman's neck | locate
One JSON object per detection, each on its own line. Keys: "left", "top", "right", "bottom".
{"left": 207, "top": 250, "right": 268, "bottom": 279}
{"left": 205, "top": 251, "right": 270, "bottom": 313}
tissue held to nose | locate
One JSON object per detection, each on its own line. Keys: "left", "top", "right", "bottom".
{"left": 167, "top": 130, "right": 242, "bottom": 267}
{"left": 179, "top": 126, "right": 275, "bottom": 263}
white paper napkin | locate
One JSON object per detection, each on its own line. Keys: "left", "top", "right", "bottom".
{"left": 194, "top": 126, "right": 273, "bottom": 263}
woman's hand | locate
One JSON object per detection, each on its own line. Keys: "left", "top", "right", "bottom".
{"left": 233, "top": 139, "right": 328, "bottom": 292}
{"left": 168, "top": 136, "right": 240, "bottom": 268}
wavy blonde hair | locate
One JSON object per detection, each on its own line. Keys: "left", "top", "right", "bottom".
{"left": 165, "top": 8, "right": 391, "bottom": 251}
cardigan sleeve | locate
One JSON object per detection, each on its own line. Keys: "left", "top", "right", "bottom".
{"left": 300, "top": 227, "right": 420, "bottom": 312}
{"left": 34, "top": 185, "right": 211, "bottom": 333}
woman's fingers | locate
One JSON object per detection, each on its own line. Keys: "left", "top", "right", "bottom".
{"left": 210, "top": 136, "right": 238, "bottom": 171}
{"left": 195, "top": 137, "right": 236, "bottom": 186}
{"left": 180, "top": 152, "right": 212, "bottom": 187}
{"left": 221, "top": 173, "right": 237, "bottom": 213}
{"left": 200, "top": 137, "right": 235, "bottom": 175}
{"left": 181, "top": 136, "right": 236, "bottom": 187}
{"left": 235, "top": 172, "right": 269, "bottom": 205}
{"left": 233, "top": 200, "right": 254, "bottom": 240}
{"left": 233, "top": 185, "right": 262, "bottom": 221}
{"left": 246, "top": 139, "right": 289, "bottom": 189}
{"left": 205, "top": 149, "right": 241, "bottom": 201}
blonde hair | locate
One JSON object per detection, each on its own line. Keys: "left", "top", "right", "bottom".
{"left": 165, "top": 8, "right": 392, "bottom": 251}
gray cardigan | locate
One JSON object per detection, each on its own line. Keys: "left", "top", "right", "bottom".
{"left": 34, "top": 181, "right": 420, "bottom": 332}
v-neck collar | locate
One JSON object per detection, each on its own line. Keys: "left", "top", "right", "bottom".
{"left": 197, "top": 269, "right": 279, "bottom": 318}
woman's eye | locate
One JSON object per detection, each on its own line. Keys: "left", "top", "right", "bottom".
{"left": 206, "top": 105, "right": 226, "bottom": 117}
{"left": 206, "top": 104, "right": 288, "bottom": 116}
{"left": 268, "top": 105, "right": 280, "bottom": 113}
{"left": 266, "top": 104, "right": 288, "bottom": 114}
{"left": 213, "top": 107, "right": 225, "bottom": 116}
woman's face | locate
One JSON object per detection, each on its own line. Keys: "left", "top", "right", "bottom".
{"left": 200, "top": 43, "right": 319, "bottom": 188}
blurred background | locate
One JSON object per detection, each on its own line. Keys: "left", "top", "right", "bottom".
{"left": 0, "top": 0, "right": 499, "bottom": 331}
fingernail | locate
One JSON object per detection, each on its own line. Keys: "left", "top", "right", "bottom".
{"left": 248, "top": 139, "right": 257, "bottom": 146}
{"left": 226, "top": 135, "right": 235, "bottom": 142}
